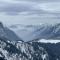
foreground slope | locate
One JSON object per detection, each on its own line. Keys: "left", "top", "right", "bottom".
{"left": 29, "top": 39, "right": 60, "bottom": 60}
{"left": 0, "top": 38, "right": 49, "bottom": 60}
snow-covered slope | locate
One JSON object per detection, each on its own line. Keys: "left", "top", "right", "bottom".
{"left": 0, "top": 22, "right": 21, "bottom": 41}
{"left": 0, "top": 38, "right": 49, "bottom": 60}
{"left": 8, "top": 23, "right": 60, "bottom": 41}
{"left": 0, "top": 36, "right": 60, "bottom": 60}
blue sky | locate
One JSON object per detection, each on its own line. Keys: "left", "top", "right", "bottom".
{"left": 0, "top": 0, "right": 60, "bottom": 25}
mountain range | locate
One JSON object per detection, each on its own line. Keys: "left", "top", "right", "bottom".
{"left": 0, "top": 22, "right": 60, "bottom": 60}
{"left": 8, "top": 23, "right": 60, "bottom": 41}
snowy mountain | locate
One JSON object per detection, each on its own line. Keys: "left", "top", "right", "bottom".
{"left": 8, "top": 24, "right": 38, "bottom": 41}
{"left": 0, "top": 22, "right": 60, "bottom": 60}
{"left": 0, "top": 37, "right": 49, "bottom": 60}
{"left": 8, "top": 23, "right": 60, "bottom": 41}
{"left": 1, "top": 37, "right": 60, "bottom": 60}
{"left": 0, "top": 36, "right": 60, "bottom": 60}
{"left": 0, "top": 22, "right": 21, "bottom": 41}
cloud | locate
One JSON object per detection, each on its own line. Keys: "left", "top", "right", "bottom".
{"left": 0, "top": 0, "right": 60, "bottom": 16}
{"left": 0, "top": 0, "right": 60, "bottom": 27}
{"left": 0, "top": 0, "right": 39, "bottom": 15}
{"left": 39, "top": 3, "right": 60, "bottom": 13}
{"left": 0, "top": 0, "right": 50, "bottom": 15}
{"left": 15, "top": 0, "right": 60, "bottom": 2}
